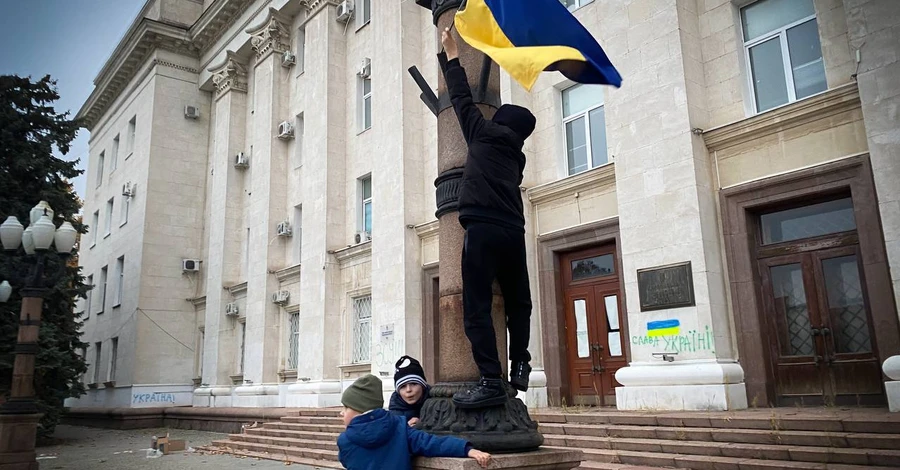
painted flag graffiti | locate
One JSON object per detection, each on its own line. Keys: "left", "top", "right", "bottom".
{"left": 646, "top": 319, "right": 680, "bottom": 338}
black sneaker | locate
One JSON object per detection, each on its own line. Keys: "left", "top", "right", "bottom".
{"left": 510, "top": 361, "right": 531, "bottom": 392}
{"left": 452, "top": 377, "right": 508, "bottom": 409}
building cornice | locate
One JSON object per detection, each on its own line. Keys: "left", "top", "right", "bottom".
{"left": 526, "top": 163, "right": 616, "bottom": 205}
{"left": 77, "top": 19, "right": 199, "bottom": 130}
{"left": 702, "top": 83, "right": 861, "bottom": 152}
{"left": 274, "top": 263, "right": 302, "bottom": 283}
{"left": 227, "top": 281, "right": 248, "bottom": 297}
{"left": 332, "top": 241, "right": 372, "bottom": 264}
{"left": 191, "top": 0, "right": 257, "bottom": 53}
{"left": 414, "top": 220, "right": 439, "bottom": 239}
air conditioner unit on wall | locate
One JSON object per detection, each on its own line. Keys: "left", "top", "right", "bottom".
{"left": 276, "top": 220, "right": 292, "bottom": 237}
{"left": 282, "top": 50, "right": 296, "bottom": 67}
{"left": 355, "top": 231, "right": 370, "bottom": 244}
{"left": 272, "top": 290, "right": 290, "bottom": 305}
{"left": 336, "top": 0, "right": 354, "bottom": 23}
{"left": 225, "top": 303, "right": 239, "bottom": 316}
{"left": 122, "top": 181, "right": 135, "bottom": 198}
{"left": 357, "top": 57, "right": 371, "bottom": 78}
{"left": 234, "top": 152, "right": 249, "bottom": 169}
{"left": 184, "top": 105, "right": 200, "bottom": 119}
{"left": 182, "top": 259, "right": 201, "bottom": 272}
{"left": 277, "top": 121, "right": 294, "bottom": 140}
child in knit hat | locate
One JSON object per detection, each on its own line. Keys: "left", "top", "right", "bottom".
{"left": 389, "top": 355, "right": 430, "bottom": 427}
{"left": 337, "top": 374, "right": 491, "bottom": 470}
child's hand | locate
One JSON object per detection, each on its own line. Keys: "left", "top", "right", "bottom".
{"left": 441, "top": 27, "right": 459, "bottom": 60}
{"left": 407, "top": 417, "right": 419, "bottom": 427}
{"left": 468, "top": 449, "right": 491, "bottom": 468}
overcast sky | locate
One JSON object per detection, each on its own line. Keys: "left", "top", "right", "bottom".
{"left": 0, "top": 0, "right": 146, "bottom": 201}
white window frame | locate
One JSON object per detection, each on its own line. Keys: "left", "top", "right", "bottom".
{"left": 111, "top": 134, "right": 119, "bottom": 172}
{"left": 126, "top": 116, "right": 136, "bottom": 157}
{"left": 120, "top": 197, "right": 129, "bottom": 227}
{"left": 356, "top": 0, "right": 371, "bottom": 29}
{"left": 350, "top": 294, "right": 372, "bottom": 364}
{"left": 239, "top": 320, "right": 246, "bottom": 374}
{"left": 292, "top": 113, "right": 304, "bottom": 169}
{"left": 562, "top": 0, "right": 594, "bottom": 12}
{"left": 359, "top": 76, "right": 372, "bottom": 132}
{"left": 292, "top": 205, "right": 303, "bottom": 264}
{"left": 741, "top": 5, "right": 820, "bottom": 114}
{"left": 359, "top": 175, "right": 372, "bottom": 236}
{"left": 91, "top": 210, "right": 99, "bottom": 247}
{"left": 85, "top": 274, "right": 93, "bottom": 319}
{"left": 108, "top": 337, "right": 118, "bottom": 382}
{"left": 96, "top": 151, "right": 105, "bottom": 188}
{"left": 296, "top": 26, "right": 306, "bottom": 74}
{"left": 561, "top": 85, "right": 607, "bottom": 176}
{"left": 286, "top": 311, "right": 300, "bottom": 371}
{"left": 114, "top": 255, "right": 124, "bottom": 308}
{"left": 98, "top": 266, "right": 107, "bottom": 314}
{"left": 92, "top": 342, "right": 102, "bottom": 384}
{"left": 104, "top": 198, "right": 114, "bottom": 237}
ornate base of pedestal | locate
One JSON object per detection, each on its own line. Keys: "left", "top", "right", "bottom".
{"left": 414, "top": 448, "right": 583, "bottom": 470}
{"left": 418, "top": 383, "right": 543, "bottom": 453}
{"left": 0, "top": 413, "right": 40, "bottom": 470}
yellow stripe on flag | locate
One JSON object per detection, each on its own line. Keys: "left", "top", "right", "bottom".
{"left": 647, "top": 327, "right": 680, "bottom": 338}
{"left": 454, "top": 0, "right": 589, "bottom": 91}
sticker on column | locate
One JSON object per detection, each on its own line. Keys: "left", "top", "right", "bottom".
{"left": 647, "top": 319, "right": 680, "bottom": 337}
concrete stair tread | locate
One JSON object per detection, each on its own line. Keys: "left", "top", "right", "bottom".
{"left": 228, "top": 433, "right": 339, "bottom": 450}
{"left": 532, "top": 412, "right": 900, "bottom": 433}
{"left": 576, "top": 461, "right": 677, "bottom": 469}
{"left": 199, "top": 444, "right": 342, "bottom": 468}
{"left": 539, "top": 423, "right": 900, "bottom": 449}
{"left": 209, "top": 439, "right": 339, "bottom": 461}
{"left": 247, "top": 427, "right": 341, "bottom": 439}
{"left": 554, "top": 446, "right": 893, "bottom": 470}
{"left": 543, "top": 434, "right": 900, "bottom": 466}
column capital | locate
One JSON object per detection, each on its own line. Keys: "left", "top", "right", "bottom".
{"left": 246, "top": 7, "right": 292, "bottom": 61}
{"left": 209, "top": 51, "right": 248, "bottom": 96}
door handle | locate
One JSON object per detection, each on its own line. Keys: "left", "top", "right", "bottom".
{"left": 821, "top": 327, "right": 831, "bottom": 336}
{"left": 591, "top": 343, "right": 603, "bottom": 352}
{"left": 592, "top": 365, "right": 605, "bottom": 373}
{"left": 811, "top": 328, "right": 821, "bottom": 336}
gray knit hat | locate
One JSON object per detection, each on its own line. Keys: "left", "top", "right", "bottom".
{"left": 342, "top": 374, "right": 384, "bottom": 413}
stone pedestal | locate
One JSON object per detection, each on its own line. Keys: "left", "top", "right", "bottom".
{"left": 0, "top": 414, "right": 40, "bottom": 470}
{"left": 415, "top": 448, "right": 583, "bottom": 470}
{"left": 884, "top": 355, "right": 900, "bottom": 412}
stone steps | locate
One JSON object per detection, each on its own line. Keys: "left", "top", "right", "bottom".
{"left": 201, "top": 443, "right": 342, "bottom": 468}
{"left": 543, "top": 434, "right": 900, "bottom": 467}
{"left": 539, "top": 422, "right": 900, "bottom": 449}
{"left": 209, "top": 438, "right": 340, "bottom": 461}
{"left": 561, "top": 446, "right": 887, "bottom": 470}
{"left": 205, "top": 408, "right": 900, "bottom": 469}
{"left": 228, "top": 433, "right": 340, "bottom": 451}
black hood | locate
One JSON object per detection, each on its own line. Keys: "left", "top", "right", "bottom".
{"left": 492, "top": 104, "right": 536, "bottom": 142}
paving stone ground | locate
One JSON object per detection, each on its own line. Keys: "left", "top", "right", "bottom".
{"left": 40, "top": 425, "right": 322, "bottom": 470}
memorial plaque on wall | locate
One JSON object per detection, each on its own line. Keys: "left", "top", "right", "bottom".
{"left": 637, "top": 262, "right": 695, "bottom": 311}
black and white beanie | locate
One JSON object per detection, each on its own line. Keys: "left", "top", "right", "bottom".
{"left": 394, "top": 355, "right": 427, "bottom": 391}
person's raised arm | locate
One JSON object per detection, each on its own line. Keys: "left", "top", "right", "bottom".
{"left": 439, "top": 27, "right": 485, "bottom": 144}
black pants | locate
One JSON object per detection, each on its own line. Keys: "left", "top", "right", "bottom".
{"left": 462, "top": 222, "right": 532, "bottom": 378}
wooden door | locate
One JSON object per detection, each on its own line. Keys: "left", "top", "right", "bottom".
{"left": 561, "top": 245, "right": 625, "bottom": 406}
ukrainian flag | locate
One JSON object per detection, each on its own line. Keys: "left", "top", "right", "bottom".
{"left": 455, "top": 0, "right": 622, "bottom": 91}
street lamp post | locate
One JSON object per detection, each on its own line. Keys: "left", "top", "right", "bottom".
{"left": 0, "top": 201, "right": 77, "bottom": 470}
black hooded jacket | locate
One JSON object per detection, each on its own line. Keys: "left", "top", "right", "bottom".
{"left": 441, "top": 55, "right": 536, "bottom": 232}
{"left": 388, "top": 386, "right": 430, "bottom": 421}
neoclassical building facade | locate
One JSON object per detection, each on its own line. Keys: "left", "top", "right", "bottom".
{"left": 70, "top": 0, "right": 900, "bottom": 411}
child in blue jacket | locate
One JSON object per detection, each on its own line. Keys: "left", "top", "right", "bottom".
{"left": 337, "top": 374, "right": 491, "bottom": 470}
